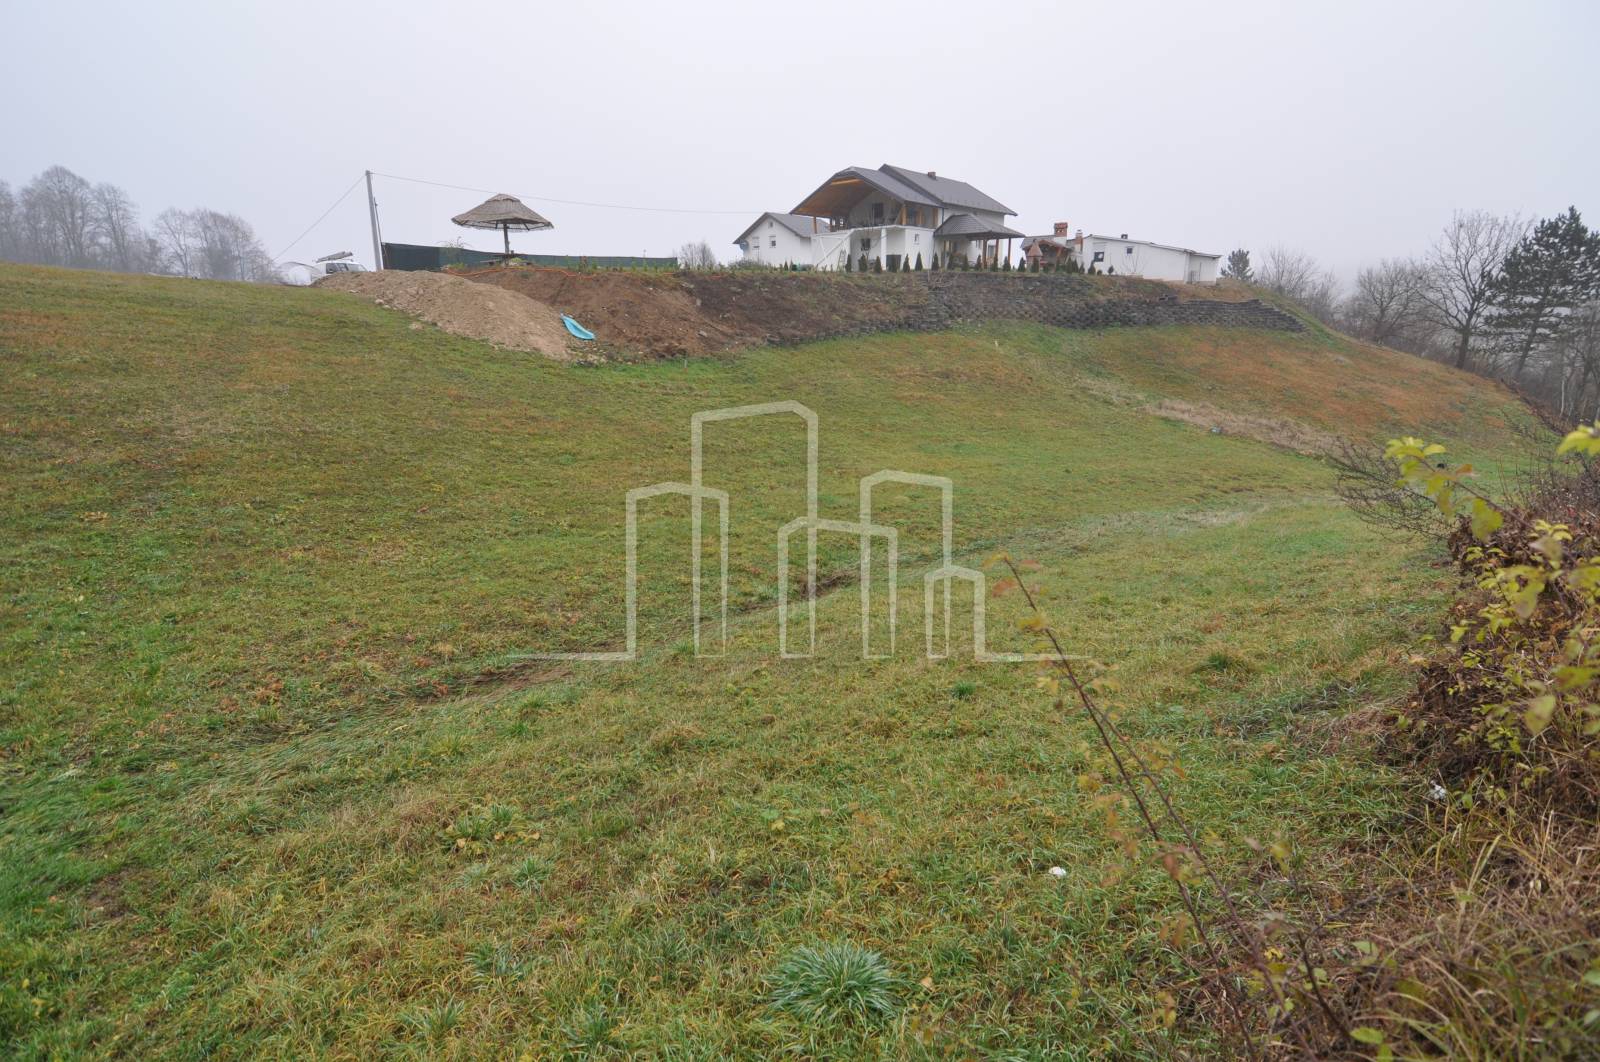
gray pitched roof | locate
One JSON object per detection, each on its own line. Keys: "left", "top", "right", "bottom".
{"left": 841, "top": 166, "right": 942, "bottom": 207}
{"left": 790, "top": 164, "right": 1014, "bottom": 224}
{"left": 934, "top": 212, "right": 1024, "bottom": 240}
{"left": 880, "top": 164, "right": 1014, "bottom": 217}
{"left": 733, "top": 212, "right": 834, "bottom": 245}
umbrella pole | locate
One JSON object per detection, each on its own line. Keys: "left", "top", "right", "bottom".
{"left": 503, "top": 224, "right": 511, "bottom": 266}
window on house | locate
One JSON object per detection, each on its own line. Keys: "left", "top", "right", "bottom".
{"left": 769, "top": 236, "right": 777, "bottom": 247}
{"left": 1092, "top": 251, "right": 1105, "bottom": 263}
{"left": 1126, "top": 246, "right": 1134, "bottom": 254}
{"left": 913, "top": 233, "right": 919, "bottom": 244}
{"left": 871, "top": 202, "right": 884, "bottom": 223}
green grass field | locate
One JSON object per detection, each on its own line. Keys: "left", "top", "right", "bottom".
{"left": 1, "top": 264, "right": 1537, "bottom": 1057}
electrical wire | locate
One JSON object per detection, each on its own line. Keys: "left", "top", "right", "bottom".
{"left": 271, "top": 173, "right": 366, "bottom": 261}
{"left": 371, "top": 170, "right": 761, "bottom": 217}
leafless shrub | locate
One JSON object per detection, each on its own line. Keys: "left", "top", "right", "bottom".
{"left": 1326, "top": 440, "right": 1450, "bottom": 537}
{"left": 1259, "top": 246, "right": 1341, "bottom": 324}
{"left": 675, "top": 240, "right": 718, "bottom": 271}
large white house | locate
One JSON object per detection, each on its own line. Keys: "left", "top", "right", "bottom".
{"left": 734, "top": 164, "right": 1023, "bottom": 271}
{"left": 1023, "top": 224, "right": 1221, "bottom": 284}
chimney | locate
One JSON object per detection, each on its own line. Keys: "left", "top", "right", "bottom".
{"left": 1053, "top": 221, "right": 1071, "bottom": 236}
{"left": 1119, "top": 233, "right": 1128, "bottom": 239}
{"left": 926, "top": 170, "right": 937, "bottom": 178}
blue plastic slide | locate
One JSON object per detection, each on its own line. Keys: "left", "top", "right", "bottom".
{"left": 561, "top": 314, "right": 595, "bottom": 341}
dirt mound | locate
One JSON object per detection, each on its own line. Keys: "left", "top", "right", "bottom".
{"left": 459, "top": 266, "right": 1298, "bottom": 360}
{"left": 463, "top": 268, "right": 741, "bottom": 357}
{"left": 456, "top": 267, "right": 908, "bottom": 358}
{"left": 317, "top": 269, "right": 572, "bottom": 360}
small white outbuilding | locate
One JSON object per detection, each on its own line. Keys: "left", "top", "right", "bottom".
{"left": 1024, "top": 226, "right": 1221, "bottom": 284}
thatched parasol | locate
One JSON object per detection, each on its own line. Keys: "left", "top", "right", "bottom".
{"left": 451, "top": 193, "right": 554, "bottom": 261}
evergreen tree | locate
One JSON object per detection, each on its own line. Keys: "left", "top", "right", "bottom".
{"left": 1489, "top": 207, "right": 1600, "bottom": 377}
{"left": 844, "top": 253, "right": 852, "bottom": 272}
{"left": 1220, "top": 248, "right": 1253, "bottom": 281}
{"left": 914, "top": 252, "right": 923, "bottom": 271}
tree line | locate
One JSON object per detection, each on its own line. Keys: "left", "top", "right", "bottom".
{"left": 0, "top": 164, "right": 278, "bottom": 282}
{"left": 1222, "top": 207, "right": 1600, "bottom": 420}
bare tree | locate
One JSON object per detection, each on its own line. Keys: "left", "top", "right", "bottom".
{"left": 91, "top": 181, "right": 141, "bottom": 272}
{"left": 17, "top": 182, "right": 56, "bottom": 264}
{"left": 154, "top": 208, "right": 196, "bottom": 276}
{"left": 1346, "top": 258, "right": 1426, "bottom": 345}
{"left": 1417, "top": 209, "right": 1523, "bottom": 371}
{"left": 28, "top": 165, "right": 96, "bottom": 267}
{"left": 1259, "top": 246, "right": 1340, "bottom": 323}
{"left": 138, "top": 232, "right": 168, "bottom": 275}
{"left": 1258, "top": 246, "right": 1320, "bottom": 301}
{"left": 1553, "top": 302, "right": 1600, "bottom": 421}
{"left": 675, "top": 240, "right": 717, "bottom": 270}
{"left": 188, "top": 209, "right": 276, "bottom": 281}
{"left": 0, "top": 181, "right": 17, "bottom": 262}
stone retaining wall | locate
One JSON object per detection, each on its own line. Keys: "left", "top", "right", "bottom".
{"left": 760, "top": 273, "right": 1304, "bottom": 346}
{"left": 927, "top": 273, "right": 1305, "bottom": 331}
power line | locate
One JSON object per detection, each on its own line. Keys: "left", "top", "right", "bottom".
{"left": 372, "top": 170, "right": 761, "bottom": 217}
{"left": 271, "top": 173, "right": 366, "bottom": 261}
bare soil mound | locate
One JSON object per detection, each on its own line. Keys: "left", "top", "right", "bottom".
{"left": 462, "top": 268, "right": 743, "bottom": 357}
{"left": 458, "top": 266, "right": 1298, "bottom": 360}
{"left": 317, "top": 269, "right": 572, "bottom": 360}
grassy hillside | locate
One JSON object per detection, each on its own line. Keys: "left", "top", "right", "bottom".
{"left": 0, "top": 264, "right": 1537, "bottom": 1057}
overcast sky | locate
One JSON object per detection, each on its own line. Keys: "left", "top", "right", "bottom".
{"left": 4, "top": 0, "right": 1594, "bottom": 281}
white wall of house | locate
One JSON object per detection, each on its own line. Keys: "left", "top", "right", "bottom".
{"left": 811, "top": 226, "right": 938, "bottom": 270}
{"left": 1080, "top": 236, "right": 1219, "bottom": 283}
{"left": 737, "top": 216, "right": 815, "bottom": 267}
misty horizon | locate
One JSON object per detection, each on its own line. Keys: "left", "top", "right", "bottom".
{"left": 3, "top": 1, "right": 1595, "bottom": 284}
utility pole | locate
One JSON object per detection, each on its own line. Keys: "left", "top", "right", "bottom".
{"left": 365, "top": 170, "right": 384, "bottom": 270}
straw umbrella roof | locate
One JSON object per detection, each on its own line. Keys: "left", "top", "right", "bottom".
{"left": 451, "top": 194, "right": 554, "bottom": 232}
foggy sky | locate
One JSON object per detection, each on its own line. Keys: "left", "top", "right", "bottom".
{"left": 3, "top": 0, "right": 1595, "bottom": 282}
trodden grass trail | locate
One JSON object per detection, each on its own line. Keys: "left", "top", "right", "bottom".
{"left": 1, "top": 264, "right": 1540, "bottom": 1057}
